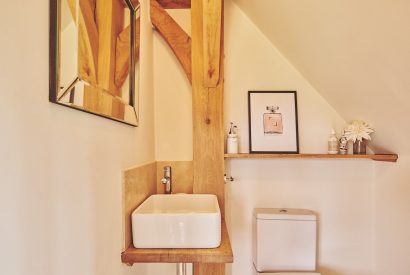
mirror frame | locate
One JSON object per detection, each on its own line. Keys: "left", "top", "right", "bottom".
{"left": 49, "top": 0, "right": 140, "bottom": 126}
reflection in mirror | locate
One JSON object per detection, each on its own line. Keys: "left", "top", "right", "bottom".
{"left": 50, "top": 0, "right": 140, "bottom": 126}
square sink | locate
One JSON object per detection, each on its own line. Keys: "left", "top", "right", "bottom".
{"left": 132, "top": 194, "right": 221, "bottom": 249}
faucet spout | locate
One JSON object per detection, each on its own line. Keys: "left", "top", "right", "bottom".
{"left": 161, "top": 166, "right": 172, "bottom": 194}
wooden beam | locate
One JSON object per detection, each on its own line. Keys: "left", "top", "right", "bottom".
{"left": 115, "top": 18, "right": 141, "bottom": 89}
{"left": 151, "top": 0, "right": 192, "bottom": 83}
{"left": 202, "top": 0, "right": 221, "bottom": 87}
{"left": 83, "top": 85, "right": 99, "bottom": 112}
{"left": 120, "top": 0, "right": 140, "bottom": 8}
{"left": 66, "top": 0, "right": 77, "bottom": 21}
{"left": 83, "top": 86, "right": 125, "bottom": 120}
{"left": 193, "top": 263, "right": 225, "bottom": 275}
{"left": 191, "top": 0, "right": 225, "bottom": 253}
{"left": 157, "top": 0, "right": 190, "bottom": 9}
{"left": 78, "top": 0, "right": 99, "bottom": 85}
{"left": 96, "top": 0, "right": 124, "bottom": 95}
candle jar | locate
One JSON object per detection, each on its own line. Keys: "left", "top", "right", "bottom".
{"left": 353, "top": 140, "right": 366, "bottom": 154}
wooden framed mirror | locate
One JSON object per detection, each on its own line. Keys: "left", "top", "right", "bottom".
{"left": 49, "top": 0, "right": 140, "bottom": 126}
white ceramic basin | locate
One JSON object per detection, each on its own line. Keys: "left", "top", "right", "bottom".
{"left": 132, "top": 194, "right": 221, "bottom": 248}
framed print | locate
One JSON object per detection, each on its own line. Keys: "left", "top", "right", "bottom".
{"left": 248, "top": 91, "right": 299, "bottom": 153}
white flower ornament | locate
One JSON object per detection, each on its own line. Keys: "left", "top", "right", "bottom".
{"left": 343, "top": 120, "right": 374, "bottom": 142}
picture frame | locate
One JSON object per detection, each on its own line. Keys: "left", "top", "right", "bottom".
{"left": 248, "top": 91, "right": 299, "bottom": 153}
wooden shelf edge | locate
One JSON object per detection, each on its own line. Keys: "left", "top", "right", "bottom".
{"left": 224, "top": 153, "right": 398, "bottom": 163}
{"left": 121, "top": 220, "right": 233, "bottom": 265}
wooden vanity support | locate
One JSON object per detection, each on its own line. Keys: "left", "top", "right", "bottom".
{"left": 121, "top": 220, "right": 233, "bottom": 265}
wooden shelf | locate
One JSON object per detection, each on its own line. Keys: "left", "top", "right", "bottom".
{"left": 121, "top": 220, "right": 233, "bottom": 265}
{"left": 224, "top": 153, "right": 398, "bottom": 162}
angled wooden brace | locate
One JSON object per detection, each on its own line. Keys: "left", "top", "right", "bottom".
{"left": 151, "top": 0, "right": 192, "bottom": 83}
{"left": 157, "top": 0, "right": 191, "bottom": 9}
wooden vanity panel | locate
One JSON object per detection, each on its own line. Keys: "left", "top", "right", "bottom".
{"left": 121, "top": 220, "right": 233, "bottom": 264}
{"left": 193, "top": 263, "right": 225, "bottom": 275}
{"left": 156, "top": 161, "right": 193, "bottom": 194}
{"left": 122, "top": 162, "right": 157, "bottom": 250}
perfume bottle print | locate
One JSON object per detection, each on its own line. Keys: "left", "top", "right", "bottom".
{"left": 263, "top": 106, "right": 283, "bottom": 134}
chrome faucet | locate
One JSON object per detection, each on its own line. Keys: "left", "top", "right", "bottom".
{"left": 161, "top": 166, "right": 172, "bottom": 194}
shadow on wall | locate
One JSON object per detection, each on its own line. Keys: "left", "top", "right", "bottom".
{"left": 316, "top": 211, "right": 322, "bottom": 273}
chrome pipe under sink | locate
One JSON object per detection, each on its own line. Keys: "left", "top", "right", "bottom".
{"left": 177, "top": 263, "right": 187, "bottom": 275}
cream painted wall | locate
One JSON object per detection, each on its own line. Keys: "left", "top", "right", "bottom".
{"left": 232, "top": 0, "right": 410, "bottom": 156}
{"left": 224, "top": 2, "right": 346, "bottom": 153}
{"left": 153, "top": 2, "right": 410, "bottom": 274}
{"left": 153, "top": 9, "right": 193, "bottom": 161}
{"left": 224, "top": 2, "right": 373, "bottom": 275}
{"left": 231, "top": 1, "right": 410, "bottom": 274}
{"left": 153, "top": 4, "right": 347, "bottom": 157}
{"left": 225, "top": 159, "right": 374, "bottom": 275}
{"left": 152, "top": 2, "right": 376, "bottom": 275}
{"left": 0, "top": 1, "right": 158, "bottom": 275}
{"left": 1, "top": 1, "right": 403, "bottom": 275}
{"left": 373, "top": 158, "right": 410, "bottom": 275}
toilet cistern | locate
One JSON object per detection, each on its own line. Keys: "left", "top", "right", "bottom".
{"left": 161, "top": 166, "right": 172, "bottom": 194}
{"left": 252, "top": 208, "right": 321, "bottom": 275}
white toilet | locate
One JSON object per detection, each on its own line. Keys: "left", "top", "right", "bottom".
{"left": 252, "top": 208, "right": 321, "bottom": 275}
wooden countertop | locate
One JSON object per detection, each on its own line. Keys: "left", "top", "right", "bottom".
{"left": 121, "top": 220, "right": 233, "bottom": 265}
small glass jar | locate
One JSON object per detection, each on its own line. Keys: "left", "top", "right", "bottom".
{"left": 353, "top": 140, "right": 366, "bottom": 154}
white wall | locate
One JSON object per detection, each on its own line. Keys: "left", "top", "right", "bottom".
{"left": 0, "top": 1, "right": 156, "bottom": 275}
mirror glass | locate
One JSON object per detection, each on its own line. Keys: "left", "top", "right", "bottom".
{"left": 50, "top": 0, "right": 140, "bottom": 126}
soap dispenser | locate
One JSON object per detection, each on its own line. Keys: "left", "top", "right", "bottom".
{"left": 227, "top": 122, "right": 238, "bottom": 154}
{"left": 328, "top": 129, "right": 339, "bottom": 154}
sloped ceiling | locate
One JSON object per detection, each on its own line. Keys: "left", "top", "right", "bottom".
{"left": 232, "top": 0, "right": 410, "bottom": 154}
